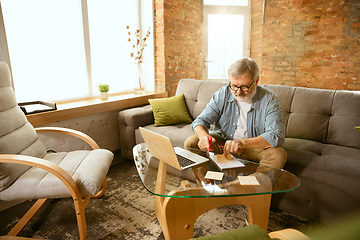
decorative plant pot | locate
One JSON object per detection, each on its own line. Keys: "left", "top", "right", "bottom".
{"left": 100, "top": 92, "right": 108, "bottom": 100}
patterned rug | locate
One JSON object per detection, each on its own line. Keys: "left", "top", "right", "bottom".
{"left": 0, "top": 160, "right": 325, "bottom": 239}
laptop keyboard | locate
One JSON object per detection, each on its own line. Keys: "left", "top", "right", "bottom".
{"left": 176, "top": 154, "right": 196, "bottom": 168}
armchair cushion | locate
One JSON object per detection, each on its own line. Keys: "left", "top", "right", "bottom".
{"left": 0, "top": 149, "right": 113, "bottom": 201}
{"left": 148, "top": 94, "right": 193, "bottom": 127}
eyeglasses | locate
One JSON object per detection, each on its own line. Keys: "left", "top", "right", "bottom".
{"left": 229, "top": 80, "right": 254, "bottom": 92}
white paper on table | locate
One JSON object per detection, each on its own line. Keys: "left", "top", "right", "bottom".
{"left": 205, "top": 171, "right": 224, "bottom": 181}
{"left": 209, "top": 153, "right": 245, "bottom": 170}
{"left": 238, "top": 176, "right": 260, "bottom": 185}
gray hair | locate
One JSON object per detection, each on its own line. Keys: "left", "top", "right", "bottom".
{"left": 228, "top": 58, "right": 260, "bottom": 81}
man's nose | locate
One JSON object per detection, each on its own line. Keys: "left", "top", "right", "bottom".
{"left": 236, "top": 88, "right": 244, "bottom": 93}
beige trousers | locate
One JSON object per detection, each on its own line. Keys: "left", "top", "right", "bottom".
{"left": 184, "top": 133, "right": 287, "bottom": 170}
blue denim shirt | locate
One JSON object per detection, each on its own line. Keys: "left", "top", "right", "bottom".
{"left": 191, "top": 84, "right": 285, "bottom": 147}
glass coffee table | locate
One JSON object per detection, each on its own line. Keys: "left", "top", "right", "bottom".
{"left": 133, "top": 143, "right": 300, "bottom": 240}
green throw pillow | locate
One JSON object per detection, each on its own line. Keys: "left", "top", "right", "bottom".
{"left": 149, "top": 94, "right": 193, "bottom": 127}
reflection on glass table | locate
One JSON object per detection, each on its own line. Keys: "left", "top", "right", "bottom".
{"left": 134, "top": 143, "right": 299, "bottom": 197}
{"left": 133, "top": 143, "right": 300, "bottom": 240}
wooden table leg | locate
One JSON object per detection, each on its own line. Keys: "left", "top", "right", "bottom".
{"left": 153, "top": 161, "right": 272, "bottom": 240}
{"left": 155, "top": 193, "right": 272, "bottom": 240}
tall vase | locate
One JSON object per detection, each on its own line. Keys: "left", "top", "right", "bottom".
{"left": 134, "top": 64, "right": 145, "bottom": 94}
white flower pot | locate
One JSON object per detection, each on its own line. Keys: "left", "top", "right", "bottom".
{"left": 100, "top": 92, "right": 108, "bottom": 100}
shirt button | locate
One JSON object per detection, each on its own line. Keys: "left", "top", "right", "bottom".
{"left": 233, "top": 123, "right": 236, "bottom": 125}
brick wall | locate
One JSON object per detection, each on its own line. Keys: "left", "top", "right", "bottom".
{"left": 154, "top": 0, "right": 203, "bottom": 96}
{"left": 251, "top": 0, "right": 265, "bottom": 69}
{"left": 155, "top": 0, "right": 359, "bottom": 93}
{"left": 260, "top": 0, "right": 360, "bottom": 90}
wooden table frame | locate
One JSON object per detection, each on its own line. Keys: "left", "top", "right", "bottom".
{"left": 154, "top": 161, "right": 272, "bottom": 240}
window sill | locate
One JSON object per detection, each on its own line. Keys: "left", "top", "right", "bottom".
{"left": 26, "top": 92, "right": 168, "bottom": 126}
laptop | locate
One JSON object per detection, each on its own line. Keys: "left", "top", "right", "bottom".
{"left": 139, "top": 127, "right": 209, "bottom": 171}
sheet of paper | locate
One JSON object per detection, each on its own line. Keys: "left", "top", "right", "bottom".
{"left": 216, "top": 154, "right": 233, "bottom": 163}
{"left": 238, "top": 176, "right": 260, "bottom": 185}
{"left": 209, "top": 154, "right": 245, "bottom": 170}
{"left": 205, "top": 171, "right": 224, "bottom": 181}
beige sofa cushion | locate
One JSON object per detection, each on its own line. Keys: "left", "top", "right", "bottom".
{"left": 287, "top": 87, "right": 334, "bottom": 143}
{"left": 264, "top": 84, "right": 360, "bottom": 150}
{"left": 176, "top": 79, "right": 227, "bottom": 120}
{"left": 328, "top": 91, "right": 360, "bottom": 149}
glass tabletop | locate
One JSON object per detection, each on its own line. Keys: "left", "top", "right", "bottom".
{"left": 133, "top": 143, "right": 300, "bottom": 198}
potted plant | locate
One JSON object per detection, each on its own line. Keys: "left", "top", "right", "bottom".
{"left": 98, "top": 83, "right": 110, "bottom": 100}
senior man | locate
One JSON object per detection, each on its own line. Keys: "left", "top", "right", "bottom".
{"left": 184, "top": 57, "right": 287, "bottom": 170}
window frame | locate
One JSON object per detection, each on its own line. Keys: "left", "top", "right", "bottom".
{"left": 202, "top": 1, "right": 251, "bottom": 81}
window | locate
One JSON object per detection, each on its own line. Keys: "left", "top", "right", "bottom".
{"left": 207, "top": 14, "right": 245, "bottom": 79}
{"left": 202, "top": 0, "right": 250, "bottom": 80}
{"left": 204, "top": 0, "right": 248, "bottom": 6}
{"left": 87, "top": 0, "right": 139, "bottom": 96}
{"left": 1, "top": 0, "right": 154, "bottom": 103}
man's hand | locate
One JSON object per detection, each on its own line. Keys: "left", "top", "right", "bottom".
{"left": 223, "top": 140, "right": 242, "bottom": 157}
{"left": 198, "top": 135, "right": 215, "bottom": 152}
{"left": 194, "top": 125, "right": 216, "bottom": 152}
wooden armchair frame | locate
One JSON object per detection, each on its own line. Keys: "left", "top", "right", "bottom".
{"left": 0, "top": 127, "right": 108, "bottom": 240}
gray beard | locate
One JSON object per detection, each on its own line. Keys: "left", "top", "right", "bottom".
{"left": 232, "top": 87, "right": 256, "bottom": 102}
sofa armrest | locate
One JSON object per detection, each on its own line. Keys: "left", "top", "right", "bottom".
{"left": 118, "top": 105, "right": 154, "bottom": 160}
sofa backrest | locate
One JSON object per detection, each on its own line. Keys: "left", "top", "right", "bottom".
{"left": 264, "top": 84, "right": 360, "bottom": 150}
{"left": 176, "top": 79, "right": 227, "bottom": 120}
{"left": 175, "top": 80, "right": 360, "bottom": 150}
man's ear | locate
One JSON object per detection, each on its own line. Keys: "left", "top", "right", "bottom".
{"left": 255, "top": 76, "right": 260, "bottom": 85}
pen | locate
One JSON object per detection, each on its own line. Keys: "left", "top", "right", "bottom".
{"left": 208, "top": 136, "right": 212, "bottom": 153}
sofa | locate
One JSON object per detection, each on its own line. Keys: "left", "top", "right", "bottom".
{"left": 118, "top": 78, "right": 360, "bottom": 223}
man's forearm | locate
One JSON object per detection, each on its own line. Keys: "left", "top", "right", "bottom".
{"left": 194, "top": 125, "right": 209, "bottom": 140}
{"left": 224, "top": 136, "right": 272, "bottom": 156}
{"left": 237, "top": 136, "right": 271, "bottom": 149}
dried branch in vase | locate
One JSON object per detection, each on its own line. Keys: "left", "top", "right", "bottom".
{"left": 126, "top": 26, "right": 151, "bottom": 65}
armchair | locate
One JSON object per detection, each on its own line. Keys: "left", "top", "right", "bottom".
{"left": 0, "top": 62, "right": 114, "bottom": 240}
